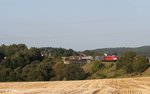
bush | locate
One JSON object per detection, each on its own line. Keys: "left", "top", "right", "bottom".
{"left": 132, "top": 55, "right": 149, "bottom": 73}
{"left": 64, "top": 64, "right": 86, "bottom": 80}
{"left": 97, "top": 73, "right": 107, "bottom": 79}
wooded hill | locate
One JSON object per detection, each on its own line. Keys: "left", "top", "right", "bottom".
{"left": 83, "top": 46, "right": 150, "bottom": 56}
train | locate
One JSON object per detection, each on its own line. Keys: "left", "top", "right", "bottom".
{"left": 103, "top": 55, "right": 118, "bottom": 61}
{"left": 95, "top": 54, "right": 119, "bottom": 62}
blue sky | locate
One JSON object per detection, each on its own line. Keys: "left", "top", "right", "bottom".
{"left": 0, "top": 0, "right": 150, "bottom": 51}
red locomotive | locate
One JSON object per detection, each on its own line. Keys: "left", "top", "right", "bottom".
{"left": 95, "top": 53, "right": 119, "bottom": 61}
{"left": 102, "top": 53, "right": 118, "bottom": 61}
{"left": 103, "top": 55, "right": 118, "bottom": 61}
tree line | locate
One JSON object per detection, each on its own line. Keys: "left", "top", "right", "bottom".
{"left": 0, "top": 44, "right": 85, "bottom": 81}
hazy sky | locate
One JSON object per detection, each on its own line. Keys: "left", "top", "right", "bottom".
{"left": 0, "top": 0, "right": 150, "bottom": 51}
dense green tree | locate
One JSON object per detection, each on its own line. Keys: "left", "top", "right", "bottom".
{"left": 37, "top": 62, "right": 54, "bottom": 81}
{"left": 29, "top": 47, "right": 43, "bottom": 62}
{"left": 53, "top": 62, "right": 66, "bottom": 80}
{"left": 21, "top": 61, "right": 40, "bottom": 81}
{"left": 63, "top": 49, "right": 77, "bottom": 56}
{"left": 21, "top": 60, "right": 53, "bottom": 81}
{"left": 124, "top": 62, "right": 133, "bottom": 73}
{"left": 26, "top": 69, "right": 45, "bottom": 81}
{"left": 132, "top": 55, "right": 149, "bottom": 73}
{"left": 14, "top": 67, "right": 22, "bottom": 81}
{"left": 0, "top": 51, "right": 4, "bottom": 62}
{"left": 64, "top": 64, "right": 85, "bottom": 80}
{"left": 10, "top": 52, "right": 25, "bottom": 68}
{"left": 40, "top": 47, "right": 78, "bottom": 58}
{"left": 0, "top": 68, "right": 16, "bottom": 81}
{"left": 116, "top": 51, "right": 136, "bottom": 69}
{"left": 116, "top": 51, "right": 149, "bottom": 74}
{"left": 1, "top": 58, "right": 13, "bottom": 68}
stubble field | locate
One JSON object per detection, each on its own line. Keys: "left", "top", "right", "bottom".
{"left": 0, "top": 77, "right": 150, "bottom": 94}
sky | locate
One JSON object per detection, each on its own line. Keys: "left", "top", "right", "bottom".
{"left": 0, "top": 0, "right": 150, "bottom": 51}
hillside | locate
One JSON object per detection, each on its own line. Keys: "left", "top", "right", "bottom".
{"left": 41, "top": 46, "right": 150, "bottom": 56}
{"left": 89, "top": 46, "right": 150, "bottom": 56}
{"left": 0, "top": 44, "right": 150, "bottom": 82}
{"left": 0, "top": 77, "right": 150, "bottom": 94}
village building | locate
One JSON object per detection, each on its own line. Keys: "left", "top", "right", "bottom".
{"left": 62, "top": 56, "right": 93, "bottom": 64}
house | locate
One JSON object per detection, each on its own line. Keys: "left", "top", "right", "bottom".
{"left": 81, "top": 56, "right": 93, "bottom": 63}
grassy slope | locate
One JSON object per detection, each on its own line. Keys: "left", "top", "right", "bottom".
{"left": 82, "top": 61, "right": 150, "bottom": 79}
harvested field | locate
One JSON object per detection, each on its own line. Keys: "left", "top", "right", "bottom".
{"left": 0, "top": 77, "right": 150, "bottom": 94}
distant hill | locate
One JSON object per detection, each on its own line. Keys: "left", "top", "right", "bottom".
{"left": 87, "top": 46, "right": 150, "bottom": 56}
{"left": 40, "top": 46, "right": 150, "bottom": 57}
